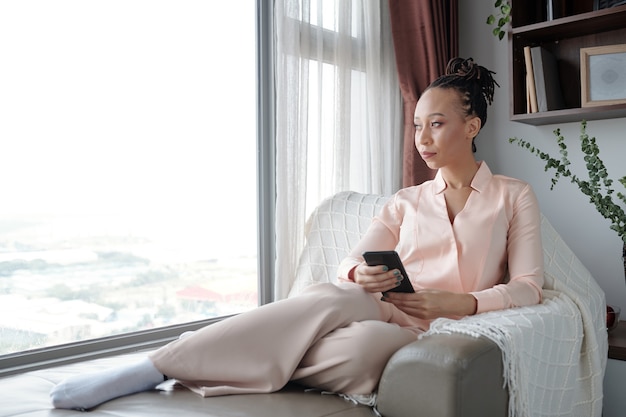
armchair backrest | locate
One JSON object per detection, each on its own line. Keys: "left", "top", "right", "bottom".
{"left": 289, "top": 191, "right": 388, "bottom": 296}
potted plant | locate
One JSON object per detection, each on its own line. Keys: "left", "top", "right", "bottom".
{"left": 509, "top": 121, "right": 626, "bottom": 282}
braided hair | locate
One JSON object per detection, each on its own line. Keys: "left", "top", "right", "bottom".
{"left": 425, "top": 58, "right": 499, "bottom": 152}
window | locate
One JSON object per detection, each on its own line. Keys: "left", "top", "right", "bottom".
{"left": 273, "top": 0, "right": 401, "bottom": 298}
{"left": 285, "top": 0, "right": 373, "bottom": 216}
{"left": 0, "top": 1, "right": 263, "bottom": 361}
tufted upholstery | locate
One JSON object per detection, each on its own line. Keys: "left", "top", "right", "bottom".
{"left": 290, "top": 191, "right": 390, "bottom": 296}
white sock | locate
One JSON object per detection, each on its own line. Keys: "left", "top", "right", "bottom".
{"left": 50, "top": 357, "right": 164, "bottom": 410}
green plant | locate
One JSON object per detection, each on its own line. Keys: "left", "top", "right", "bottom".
{"left": 509, "top": 120, "right": 626, "bottom": 243}
{"left": 487, "top": 0, "right": 512, "bottom": 40}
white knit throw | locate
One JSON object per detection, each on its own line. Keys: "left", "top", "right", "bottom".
{"left": 423, "top": 215, "right": 608, "bottom": 417}
{"left": 424, "top": 292, "right": 580, "bottom": 417}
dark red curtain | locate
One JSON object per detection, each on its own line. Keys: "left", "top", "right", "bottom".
{"left": 388, "top": 0, "right": 458, "bottom": 187}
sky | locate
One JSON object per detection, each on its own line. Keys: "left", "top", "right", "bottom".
{"left": 0, "top": 1, "right": 257, "bottom": 258}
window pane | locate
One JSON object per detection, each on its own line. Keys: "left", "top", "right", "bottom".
{"left": 0, "top": 0, "right": 258, "bottom": 355}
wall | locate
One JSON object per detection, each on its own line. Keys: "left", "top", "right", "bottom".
{"left": 459, "top": 0, "right": 626, "bottom": 311}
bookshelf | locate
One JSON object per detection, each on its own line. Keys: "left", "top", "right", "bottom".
{"left": 508, "top": 1, "right": 626, "bottom": 125}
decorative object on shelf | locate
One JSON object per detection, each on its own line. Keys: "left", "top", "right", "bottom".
{"left": 509, "top": 121, "right": 626, "bottom": 281}
{"left": 607, "top": 305, "right": 621, "bottom": 331}
{"left": 486, "top": 0, "right": 511, "bottom": 40}
{"left": 581, "top": 44, "right": 626, "bottom": 107}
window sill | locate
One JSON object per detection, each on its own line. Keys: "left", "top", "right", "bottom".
{"left": 0, "top": 316, "right": 232, "bottom": 378}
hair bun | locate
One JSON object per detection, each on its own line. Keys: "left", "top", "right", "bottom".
{"left": 445, "top": 57, "right": 497, "bottom": 105}
{"left": 446, "top": 57, "right": 480, "bottom": 80}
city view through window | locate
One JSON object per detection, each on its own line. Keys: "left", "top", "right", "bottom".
{"left": 0, "top": 213, "right": 258, "bottom": 354}
{"left": 0, "top": 1, "right": 258, "bottom": 355}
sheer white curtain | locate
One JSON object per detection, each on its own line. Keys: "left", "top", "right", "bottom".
{"left": 274, "top": 0, "right": 402, "bottom": 299}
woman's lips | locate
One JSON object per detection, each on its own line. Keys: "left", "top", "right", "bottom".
{"left": 420, "top": 152, "right": 436, "bottom": 159}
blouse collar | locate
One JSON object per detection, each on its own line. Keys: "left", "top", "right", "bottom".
{"left": 433, "top": 161, "right": 492, "bottom": 194}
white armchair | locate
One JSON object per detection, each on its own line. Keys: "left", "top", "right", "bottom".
{"left": 290, "top": 191, "right": 607, "bottom": 417}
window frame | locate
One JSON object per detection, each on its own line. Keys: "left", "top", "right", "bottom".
{"left": 0, "top": 0, "right": 275, "bottom": 378}
{"left": 283, "top": 17, "right": 366, "bottom": 71}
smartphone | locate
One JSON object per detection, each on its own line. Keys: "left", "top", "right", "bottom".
{"left": 362, "top": 250, "right": 415, "bottom": 293}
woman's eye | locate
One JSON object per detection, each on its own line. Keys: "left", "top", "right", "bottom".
{"left": 431, "top": 121, "right": 442, "bottom": 127}
{"left": 414, "top": 124, "right": 422, "bottom": 131}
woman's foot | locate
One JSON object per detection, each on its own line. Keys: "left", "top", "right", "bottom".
{"left": 50, "top": 357, "right": 165, "bottom": 410}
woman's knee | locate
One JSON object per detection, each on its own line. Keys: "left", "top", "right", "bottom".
{"left": 299, "top": 281, "right": 365, "bottom": 298}
{"left": 338, "top": 322, "right": 415, "bottom": 384}
{"left": 298, "top": 282, "right": 380, "bottom": 319}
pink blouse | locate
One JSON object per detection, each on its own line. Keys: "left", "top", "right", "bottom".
{"left": 338, "top": 162, "right": 544, "bottom": 315}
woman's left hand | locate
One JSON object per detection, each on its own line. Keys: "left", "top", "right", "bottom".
{"left": 381, "top": 289, "right": 477, "bottom": 320}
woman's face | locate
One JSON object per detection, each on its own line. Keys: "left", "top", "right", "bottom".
{"left": 413, "top": 87, "right": 480, "bottom": 170}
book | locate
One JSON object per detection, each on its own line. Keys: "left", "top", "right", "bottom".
{"left": 526, "top": 80, "right": 531, "bottom": 113}
{"left": 530, "top": 46, "right": 565, "bottom": 112}
{"left": 523, "top": 46, "right": 538, "bottom": 113}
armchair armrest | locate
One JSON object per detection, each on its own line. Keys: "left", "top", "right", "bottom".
{"left": 376, "top": 333, "right": 507, "bottom": 417}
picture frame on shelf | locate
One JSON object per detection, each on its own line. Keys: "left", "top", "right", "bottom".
{"left": 580, "top": 44, "right": 626, "bottom": 107}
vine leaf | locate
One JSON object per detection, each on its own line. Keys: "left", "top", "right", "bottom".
{"left": 487, "top": 1, "right": 511, "bottom": 40}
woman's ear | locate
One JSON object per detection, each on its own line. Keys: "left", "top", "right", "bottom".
{"left": 466, "top": 116, "right": 482, "bottom": 139}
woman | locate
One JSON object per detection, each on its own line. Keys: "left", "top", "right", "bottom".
{"left": 50, "top": 57, "right": 543, "bottom": 410}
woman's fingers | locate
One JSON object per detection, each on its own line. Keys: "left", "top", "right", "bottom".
{"left": 353, "top": 263, "right": 405, "bottom": 293}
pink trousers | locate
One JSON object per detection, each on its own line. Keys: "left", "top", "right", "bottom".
{"left": 149, "top": 282, "right": 420, "bottom": 396}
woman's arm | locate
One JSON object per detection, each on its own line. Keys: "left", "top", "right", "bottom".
{"left": 337, "top": 221, "right": 399, "bottom": 280}
{"left": 470, "top": 184, "right": 544, "bottom": 313}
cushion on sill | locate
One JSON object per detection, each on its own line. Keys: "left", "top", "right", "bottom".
{"left": 0, "top": 351, "right": 376, "bottom": 417}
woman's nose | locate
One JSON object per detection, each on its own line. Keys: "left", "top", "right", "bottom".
{"left": 415, "top": 126, "right": 430, "bottom": 146}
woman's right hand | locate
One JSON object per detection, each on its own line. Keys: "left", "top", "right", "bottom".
{"left": 352, "top": 262, "right": 404, "bottom": 294}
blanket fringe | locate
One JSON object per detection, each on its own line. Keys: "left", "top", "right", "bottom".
{"left": 306, "top": 389, "right": 382, "bottom": 416}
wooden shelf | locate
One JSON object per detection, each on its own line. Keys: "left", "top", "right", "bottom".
{"left": 510, "top": 103, "right": 626, "bottom": 126}
{"left": 508, "top": 2, "right": 626, "bottom": 125}
{"left": 511, "top": 5, "right": 626, "bottom": 40}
